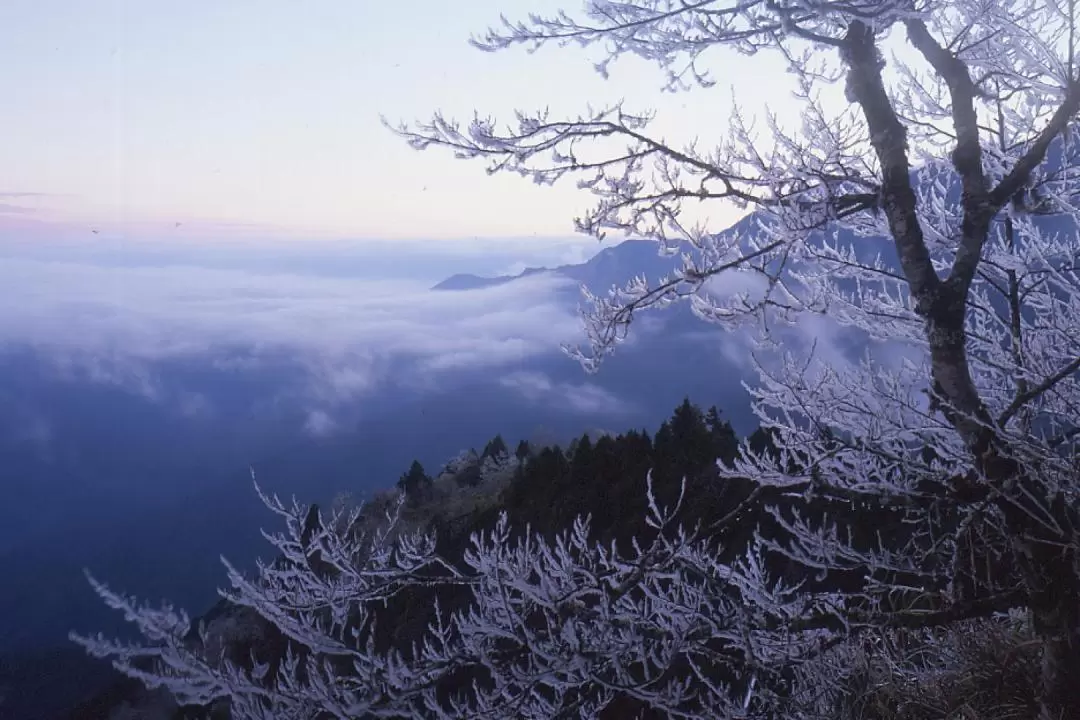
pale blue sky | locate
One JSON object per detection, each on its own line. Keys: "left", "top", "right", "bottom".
{"left": 0, "top": 0, "right": 792, "bottom": 241}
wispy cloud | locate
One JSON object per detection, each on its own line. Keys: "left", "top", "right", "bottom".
{"left": 499, "top": 370, "right": 632, "bottom": 415}
{"left": 0, "top": 204, "right": 38, "bottom": 215}
{"left": 303, "top": 409, "right": 339, "bottom": 437}
{"left": 0, "top": 192, "right": 73, "bottom": 218}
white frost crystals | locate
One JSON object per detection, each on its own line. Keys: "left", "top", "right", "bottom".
{"left": 77, "top": 0, "right": 1080, "bottom": 718}
{"left": 71, "top": 478, "right": 788, "bottom": 718}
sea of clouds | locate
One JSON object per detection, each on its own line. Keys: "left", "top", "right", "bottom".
{"left": 0, "top": 235, "right": 638, "bottom": 436}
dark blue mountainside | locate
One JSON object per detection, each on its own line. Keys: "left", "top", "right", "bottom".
{"left": 0, "top": 236, "right": 761, "bottom": 719}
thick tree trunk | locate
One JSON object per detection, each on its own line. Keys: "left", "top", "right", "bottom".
{"left": 985, "top": 456, "right": 1080, "bottom": 719}
{"left": 989, "top": 461, "right": 1080, "bottom": 719}
{"left": 927, "top": 294, "right": 1080, "bottom": 719}
{"left": 842, "top": 17, "right": 1080, "bottom": 717}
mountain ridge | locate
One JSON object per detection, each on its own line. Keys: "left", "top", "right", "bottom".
{"left": 431, "top": 239, "right": 669, "bottom": 293}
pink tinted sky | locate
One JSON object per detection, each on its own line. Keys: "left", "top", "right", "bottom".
{"left": 0, "top": 0, "right": 796, "bottom": 242}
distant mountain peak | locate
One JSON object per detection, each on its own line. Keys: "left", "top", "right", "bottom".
{"left": 430, "top": 266, "right": 555, "bottom": 291}
{"left": 430, "top": 273, "right": 507, "bottom": 291}
{"left": 431, "top": 239, "right": 676, "bottom": 294}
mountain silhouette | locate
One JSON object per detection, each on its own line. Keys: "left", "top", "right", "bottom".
{"left": 432, "top": 239, "right": 676, "bottom": 293}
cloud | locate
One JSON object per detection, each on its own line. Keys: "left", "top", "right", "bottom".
{"left": 3, "top": 411, "right": 52, "bottom": 450}
{"left": 0, "top": 253, "right": 588, "bottom": 420}
{"left": 0, "top": 258, "right": 581, "bottom": 358}
{"left": 44, "top": 352, "right": 164, "bottom": 401}
{"left": 177, "top": 391, "right": 213, "bottom": 418}
{"left": 499, "top": 371, "right": 632, "bottom": 415}
{"left": 0, "top": 204, "right": 38, "bottom": 215}
{"left": 0, "top": 231, "right": 603, "bottom": 286}
{"left": 0, "top": 192, "right": 72, "bottom": 224}
{"left": 303, "top": 410, "right": 338, "bottom": 437}
{"left": 493, "top": 240, "right": 598, "bottom": 278}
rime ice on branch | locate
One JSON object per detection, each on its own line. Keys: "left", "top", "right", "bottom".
{"left": 79, "top": 1, "right": 1080, "bottom": 718}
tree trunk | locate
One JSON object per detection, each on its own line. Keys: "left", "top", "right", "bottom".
{"left": 843, "top": 16, "right": 1080, "bottom": 715}
{"left": 927, "top": 293, "right": 1080, "bottom": 719}
{"left": 985, "top": 452, "right": 1080, "bottom": 720}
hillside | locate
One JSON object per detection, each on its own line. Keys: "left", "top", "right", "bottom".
{"left": 57, "top": 398, "right": 750, "bottom": 719}
{"left": 61, "top": 399, "right": 1039, "bottom": 719}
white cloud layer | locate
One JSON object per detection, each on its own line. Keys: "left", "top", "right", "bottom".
{"left": 0, "top": 256, "right": 581, "bottom": 360}
{"left": 0, "top": 254, "right": 590, "bottom": 426}
{"left": 0, "top": 237, "right": 895, "bottom": 438}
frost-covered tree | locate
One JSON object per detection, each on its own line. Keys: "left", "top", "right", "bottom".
{"left": 74, "top": 1, "right": 1080, "bottom": 718}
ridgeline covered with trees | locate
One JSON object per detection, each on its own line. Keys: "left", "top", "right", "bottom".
{"left": 69, "top": 399, "right": 1041, "bottom": 719}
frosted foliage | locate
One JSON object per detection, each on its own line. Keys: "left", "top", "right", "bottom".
{"left": 438, "top": 449, "right": 479, "bottom": 480}
{"left": 72, "top": 479, "right": 818, "bottom": 718}
{"left": 77, "top": 1, "right": 1080, "bottom": 718}
{"left": 480, "top": 450, "right": 517, "bottom": 482}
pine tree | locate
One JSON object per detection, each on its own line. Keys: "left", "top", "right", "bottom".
{"left": 482, "top": 434, "right": 508, "bottom": 460}
{"left": 396, "top": 460, "right": 431, "bottom": 503}
{"left": 514, "top": 439, "right": 530, "bottom": 463}
{"left": 705, "top": 405, "right": 739, "bottom": 463}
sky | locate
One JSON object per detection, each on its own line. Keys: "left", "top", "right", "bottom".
{"left": 0, "top": 0, "right": 796, "bottom": 241}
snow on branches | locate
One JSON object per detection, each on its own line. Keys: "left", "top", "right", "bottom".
{"left": 77, "top": 0, "right": 1080, "bottom": 718}
{"left": 71, "top": 478, "right": 820, "bottom": 718}
{"left": 391, "top": 0, "right": 1080, "bottom": 714}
